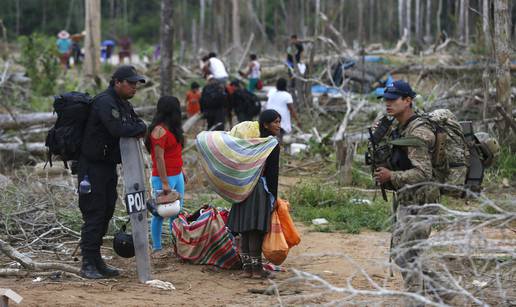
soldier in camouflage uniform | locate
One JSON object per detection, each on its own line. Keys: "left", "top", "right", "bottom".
{"left": 374, "top": 80, "right": 440, "bottom": 303}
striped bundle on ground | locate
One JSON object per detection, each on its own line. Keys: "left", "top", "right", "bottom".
{"left": 172, "top": 207, "right": 239, "bottom": 269}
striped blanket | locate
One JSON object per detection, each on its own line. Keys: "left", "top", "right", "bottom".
{"left": 172, "top": 207, "right": 240, "bottom": 269}
{"left": 195, "top": 131, "right": 278, "bottom": 203}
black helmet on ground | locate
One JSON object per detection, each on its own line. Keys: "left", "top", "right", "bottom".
{"left": 113, "top": 223, "right": 135, "bottom": 258}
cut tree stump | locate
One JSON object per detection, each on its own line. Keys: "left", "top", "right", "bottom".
{"left": 336, "top": 139, "right": 354, "bottom": 186}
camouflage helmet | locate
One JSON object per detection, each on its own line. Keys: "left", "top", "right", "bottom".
{"left": 475, "top": 132, "right": 500, "bottom": 167}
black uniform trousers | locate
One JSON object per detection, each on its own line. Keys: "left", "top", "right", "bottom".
{"left": 236, "top": 112, "right": 253, "bottom": 123}
{"left": 78, "top": 157, "right": 118, "bottom": 258}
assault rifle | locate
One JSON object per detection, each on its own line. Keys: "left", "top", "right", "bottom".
{"left": 365, "top": 116, "right": 394, "bottom": 201}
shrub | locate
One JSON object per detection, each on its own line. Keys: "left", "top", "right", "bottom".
{"left": 18, "top": 33, "right": 60, "bottom": 96}
{"left": 484, "top": 145, "right": 516, "bottom": 183}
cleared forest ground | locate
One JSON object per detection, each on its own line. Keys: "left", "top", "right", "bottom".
{"left": 0, "top": 223, "right": 401, "bottom": 306}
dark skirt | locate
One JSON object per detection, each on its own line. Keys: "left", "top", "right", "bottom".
{"left": 227, "top": 179, "right": 271, "bottom": 233}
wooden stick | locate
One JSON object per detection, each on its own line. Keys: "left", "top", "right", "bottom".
{"left": 236, "top": 33, "right": 255, "bottom": 72}
{"left": 495, "top": 104, "right": 516, "bottom": 134}
{"left": 0, "top": 238, "right": 80, "bottom": 274}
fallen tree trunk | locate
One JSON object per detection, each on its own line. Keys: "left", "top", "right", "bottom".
{"left": 0, "top": 106, "right": 156, "bottom": 130}
{"left": 390, "top": 64, "right": 516, "bottom": 76}
{"left": 0, "top": 142, "right": 46, "bottom": 157}
{"left": 0, "top": 114, "right": 203, "bottom": 161}
{"left": 0, "top": 238, "right": 80, "bottom": 275}
{"left": 182, "top": 113, "right": 202, "bottom": 133}
{"left": 260, "top": 54, "right": 342, "bottom": 80}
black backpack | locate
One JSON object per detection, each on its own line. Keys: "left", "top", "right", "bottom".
{"left": 237, "top": 89, "right": 261, "bottom": 117}
{"left": 200, "top": 83, "right": 226, "bottom": 110}
{"left": 45, "top": 92, "right": 93, "bottom": 169}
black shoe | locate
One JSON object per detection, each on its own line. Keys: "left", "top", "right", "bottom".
{"left": 239, "top": 254, "right": 252, "bottom": 278}
{"left": 95, "top": 256, "right": 120, "bottom": 278}
{"left": 251, "top": 257, "right": 274, "bottom": 279}
{"left": 80, "top": 258, "right": 104, "bottom": 279}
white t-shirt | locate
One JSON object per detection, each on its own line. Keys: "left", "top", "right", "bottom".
{"left": 250, "top": 60, "right": 260, "bottom": 79}
{"left": 209, "top": 57, "right": 228, "bottom": 79}
{"left": 266, "top": 90, "right": 294, "bottom": 133}
{"left": 267, "top": 87, "right": 277, "bottom": 98}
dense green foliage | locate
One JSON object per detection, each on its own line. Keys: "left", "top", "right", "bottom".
{"left": 289, "top": 182, "right": 391, "bottom": 234}
{"left": 485, "top": 145, "right": 516, "bottom": 182}
{"left": 2, "top": 0, "right": 515, "bottom": 53}
{"left": 0, "top": 0, "right": 162, "bottom": 44}
{"left": 18, "top": 33, "right": 60, "bottom": 96}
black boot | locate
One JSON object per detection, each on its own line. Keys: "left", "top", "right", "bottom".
{"left": 80, "top": 256, "right": 104, "bottom": 279}
{"left": 95, "top": 254, "right": 120, "bottom": 277}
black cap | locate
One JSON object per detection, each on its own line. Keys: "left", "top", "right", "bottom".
{"left": 112, "top": 65, "right": 146, "bottom": 83}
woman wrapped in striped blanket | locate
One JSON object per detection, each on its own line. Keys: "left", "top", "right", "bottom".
{"left": 196, "top": 110, "right": 282, "bottom": 278}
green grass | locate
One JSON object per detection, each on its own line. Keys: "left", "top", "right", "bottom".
{"left": 288, "top": 182, "right": 391, "bottom": 234}
{"left": 351, "top": 162, "right": 375, "bottom": 188}
{"left": 183, "top": 194, "right": 231, "bottom": 213}
{"left": 492, "top": 146, "right": 516, "bottom": 180}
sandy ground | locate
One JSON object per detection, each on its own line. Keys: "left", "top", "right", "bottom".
{"left": 0, "top": 223, "right": 402, "bottom": 306}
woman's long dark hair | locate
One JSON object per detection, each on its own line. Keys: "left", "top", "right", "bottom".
{"left": 145, "top": 96, "right": 184, "bottom": 153}
{"left": 259, "top": 109, "right": 281, "bottom": 137}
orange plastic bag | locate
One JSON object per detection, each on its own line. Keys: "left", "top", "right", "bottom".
{"left": 262, "top": 210, "right": 289, "bottom": 265}
{"left": 276, "top": 199, "right": 301, "bottom": 248}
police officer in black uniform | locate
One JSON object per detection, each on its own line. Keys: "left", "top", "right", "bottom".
{"left": 78, "top": 65, "right": 147, "bottom": 279}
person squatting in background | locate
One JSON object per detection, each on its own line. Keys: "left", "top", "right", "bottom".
{"left": 145, "top": 96, "right": 186, "bottom": 258}
{"left": 227, "top": 110, "right": 281, "bottom": 279}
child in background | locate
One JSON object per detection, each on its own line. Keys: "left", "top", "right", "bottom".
{"left": 185, "top": 82, "right": 201, "bottom": 117}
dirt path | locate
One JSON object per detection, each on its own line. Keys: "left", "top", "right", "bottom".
{"left": 0, "top": 223, "right": 402, "bottom": 306}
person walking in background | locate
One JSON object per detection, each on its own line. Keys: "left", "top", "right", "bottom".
{"left": 101, "top": 40, "right": 116, "bottom": 64}
{"left": 239, "top": 54, "right": 261, "bottom": 93}
{"left": 144, "top": 96, "right": 185, "bottom": 259}
{"left": 228, "top": 80, "right": 260, "bottom": 123}
{"left": 227, "top": 110, "right": 281, "bottom": 279}
{"left": 118, "top": 36, "right": 132, "bottom": 64}
{"left": 78, "top": 65, "right": 147, "bottom": 279}
{"left": 265, "top": 78, "right": 302, "bottom": 139}
{"left": 70, "top": 31, "right": 85, "bottom": 66}
{"left": 286, "top": 34, "right": 306, "bottom": 98}
{"left": 185, "top": 82, "right": 201, "bottom": 117}
{"left": 286, "top": 34, "right": 304, "bottom": 68}
{"left": 200, "top": 77, "right": 227, "bottom": 131}
{"left": 56, "top": 30, "right": 72, "bottom": 69}
{"left": 226, "top": 80, "right": 241, "bottom": 122}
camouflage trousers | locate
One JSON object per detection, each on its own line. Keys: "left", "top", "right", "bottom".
{"left": 439, "top": 165, "right": 469, "bottom": 197}
{"left": 391, "top": 186, "right": 439, "bottom": 299}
